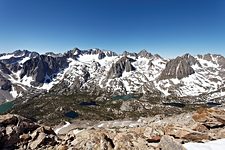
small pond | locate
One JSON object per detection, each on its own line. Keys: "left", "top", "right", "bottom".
{"left": 0, "top": 101, "right": 13, "bottom": 114}
{"left": 64, "top": 111, "right": 79, "bottom": 119}
{"left": 163, "top": 102, "right": 186, "bottom": 108}
{"left": 206, "top": 102, "right": 221, "bottom": 107}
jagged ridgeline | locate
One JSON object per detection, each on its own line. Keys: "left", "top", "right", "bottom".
{"left": 0, "top": 48, "right": 225, "bottom": 124}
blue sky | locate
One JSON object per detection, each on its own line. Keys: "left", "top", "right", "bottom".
{"left": 0, "top": 0, "right": 225, "bottom": 57}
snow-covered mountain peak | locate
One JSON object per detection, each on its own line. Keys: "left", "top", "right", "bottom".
{"left": 0, "top": 49, "right": 225, "bottom": 103}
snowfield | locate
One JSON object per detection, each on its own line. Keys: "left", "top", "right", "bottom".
{"left": 184, "top": 138, "right": 225, "bottom": 150}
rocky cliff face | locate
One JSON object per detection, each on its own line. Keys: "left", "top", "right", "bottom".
{"left": 0, "top": 75, "right": 13, "bottom": 103}
{"left": 138, "top": 49, "right": 153, "bottom": 58}
{"left": 0, "top": 74, "right": 12, "bottom": 91}
{"left": 107, "top": 56, "right": 136, "bottom": 79}
{"left": 20, "top": 55, "right": 69, "bottom": 84}
{"left": 0, "top": 62, "right": 12, "bottom": 75}
{"left": 122, "top": 51, "right": 138, "bottom": 58}
{"left": 159, "top": 54, "right": 200, "bottom": 79}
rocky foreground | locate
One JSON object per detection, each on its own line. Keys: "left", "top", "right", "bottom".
{"left": 1, "top": 106, "right": 225, "bottom": 150}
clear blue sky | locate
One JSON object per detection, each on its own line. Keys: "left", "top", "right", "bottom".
{"left": 0, "top": 0, "right": 225, "bottom": 57}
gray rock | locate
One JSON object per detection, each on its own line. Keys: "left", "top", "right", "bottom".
{"left": 20, "top": 55, "right": 69, "bottom": 84}
{"left": 0, "top": 114, "right": 41, "bottom": 149}
{"left": 0, "top": 114, "right": 18, "bottom": 126}
{"left": 29, "top": 132, "right": 46, "bottom": 149}
{"left": 100, "top": 134, "right": 114, "bottom": 150}
{"left": 216, "top": 55, "right": 225, "bottom": 68}
{"left": 107, "top": 56, "right": 136, "bottom": 79}
{"left": 64, "top": 48, "right": 80, "bottom": 59}
{"left": 0, "top": 90, "right": 13, "bottom": 103}
{"left": 160, "top": 54, "right": 200, "bottom": 79}
{"left": 13, "top": 50, "right": 39, "bottom": 57}
{"left": 159, "top": 135, "right": 186, "bottom": 150}
{"left": 98, "top": 52, "right": 106, "bottom": 59}
{"left": 138, "top": 49, "right": 153, "bottom": 58}
{"left": 122, "top": 51, "right": 138, "bottom": 58}
{"left": 0, "top": 62, "right": 11, "bottom": 75}
{"left": 8, "top": 62, "right": 22, "bottom": 73}
{"left": 0, "top": 74, "right": 12, "bottom": 91}
{"left": 81, "top": 48, "right": 117, "bottom": 56}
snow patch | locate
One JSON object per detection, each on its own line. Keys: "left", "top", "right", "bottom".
{"left": 54, "top": 121, "right": 70, "bottom": 134}
{"left": 170, "top": 78, "right": 180, "bottom": 84}
{"left": 73, "top": 129, "right": 83, "bottom": 135}
{"left": 10, "top": 86, "right": 18, "bottom": 98}
{"left": 21, "top": 76, "right": 34, "bottom": 87}
{"left": 78, "top": 54, "right": 99, "bottom": 62}
{"left": 19, "top": 57, "right": 30, "bottom": 64}
{"left": 97, "top": 123, "right": 104, "bottom": 128}
{"left": 184, "top": 138, "right": 225, "bottom": 150}
{"left": 197, "top": 58, "right": 219, "bottom": 68}
{"left": 0, "top": 54, "right": 15, "bottom": 60}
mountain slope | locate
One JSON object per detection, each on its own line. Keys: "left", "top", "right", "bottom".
{"left": 0, "top": 49, "right": 225, "bottom": 104}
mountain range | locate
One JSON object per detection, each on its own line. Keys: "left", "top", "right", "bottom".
{"left": 0, "top": 48, "right": 225, "bottom": 104}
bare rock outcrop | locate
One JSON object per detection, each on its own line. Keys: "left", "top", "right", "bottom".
{"left": 160, "top": 53, "right": 200, "bottom": 79}
{"left": 138, "top": 49, "right": 153, "bottom": 58}
{"left": 107, "top": 56, "right": 136, "bottom": 79}
{"left": 0, "top": 114, "right": 58, "bottom": 149}
{"left": 159, "top": 135, "right": 186, "bottom": 150}
{"left": 20, "top": 55, "right": 69, "bottom": 84}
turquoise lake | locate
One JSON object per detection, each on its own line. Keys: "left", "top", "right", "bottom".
{"left": 0, "top": 101, "right": 13, "bottom": 114}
